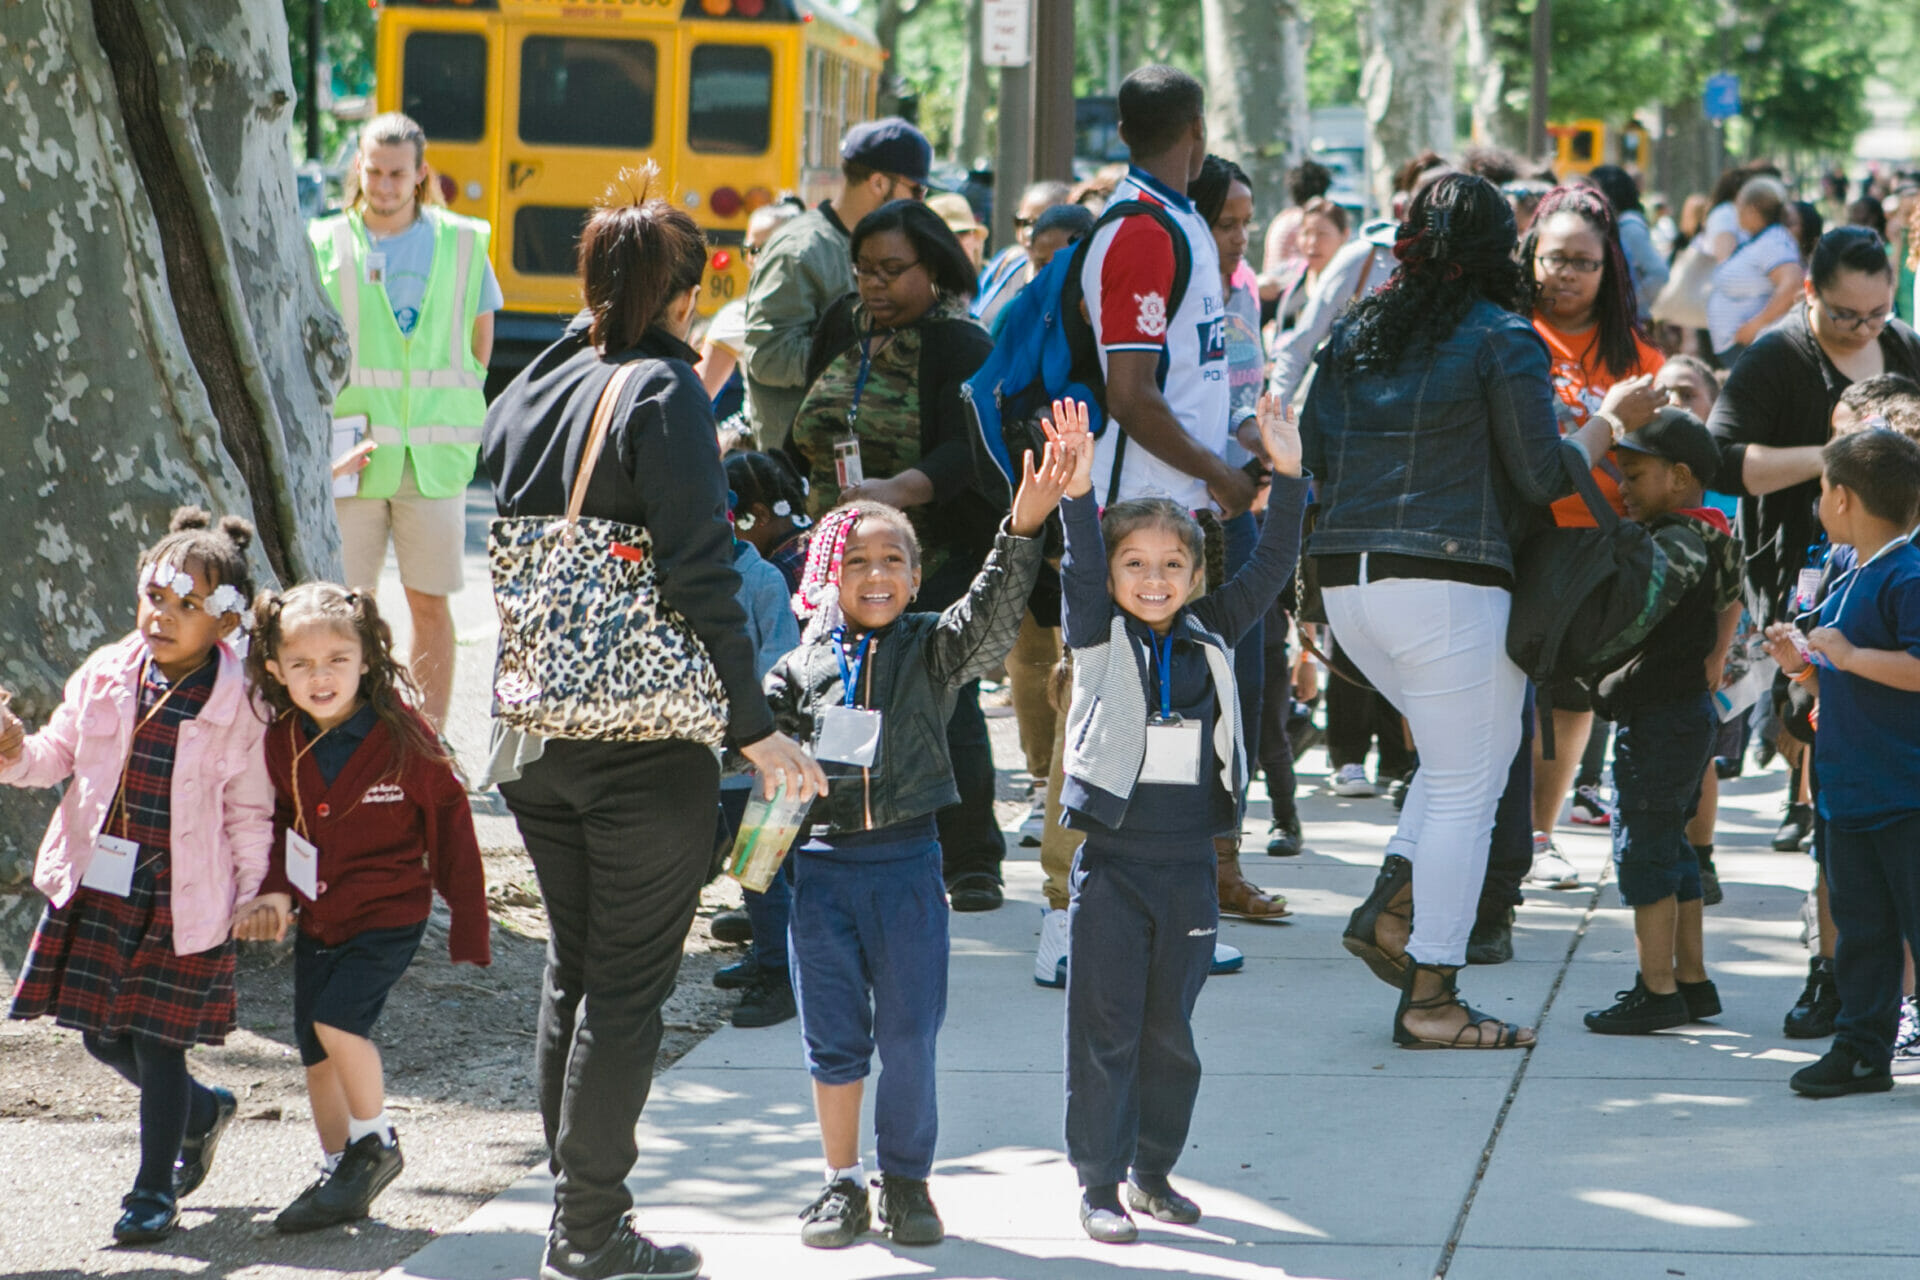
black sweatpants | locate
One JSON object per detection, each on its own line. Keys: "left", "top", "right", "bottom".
{"left": 1479, "top": 683, "right": 1537, "bottom": 923}
{"left": 1257, "top": 597, "right": 1299, "bottom": 826}
{"left": 500, "top": 737, "right": 719, "bottom": 1252}
{"left": 1064, "top": 841, "right": 1215, "bottom": 1188}
{"left": 1827, "top": 811, "right": 1920, "bottom": 1068}
{"left": 1325, "top": 635, "right": 1415, "bottom": 779}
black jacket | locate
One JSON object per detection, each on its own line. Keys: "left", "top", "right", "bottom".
{"left": 764, "top": 524, "right": 1042, "bottom": 838}
{"left": 1707, "top": 303, "right": 1920, "bottom": 622}
{"left": 482, "top": 314, "right": 775, "bottom": 748}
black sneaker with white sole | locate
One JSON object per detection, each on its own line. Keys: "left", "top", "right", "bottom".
{"left": 1791, "top": 1042, "right": 1895, "bottom": 1098}
{"left": 541, "top": 1219, "right": 702, "bottom": 1279}
{"left": 273, "top": 1132, "right": 404, "bottom": 1233}
{"left": 798, "top": 1177, "right": 870, "bottom": 1248}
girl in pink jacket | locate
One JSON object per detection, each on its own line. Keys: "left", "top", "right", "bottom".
{"left": 0, "top": 507, "right": 272, "bottom": 1247}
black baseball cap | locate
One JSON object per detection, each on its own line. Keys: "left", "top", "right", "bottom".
{"left": 841, "top": 118, "right": 932, "bottom": 185}
{"left": 1617, "top": 406, "right": 1719, "bottom": 488}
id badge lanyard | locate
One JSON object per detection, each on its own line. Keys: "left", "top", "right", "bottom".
{"left": 1152, "top": 633, "right": 1175, "bottom": 723}
{"left": 103, "top": 660, "right": 198, "bottom": 845}
{"left": 836, "top": 333, "right": 889, "bottom": 489}
{"left": 824, "top": 627, "right": 882, "bottom": 827}
{"left": 282, "top": 716, "right": 339, "bottom": 900}
{"left": 1140, "top": 633, "right": 1203, "bottom": 786}
{"left": 834, "top": 627, "right": 875, "bottom": 710}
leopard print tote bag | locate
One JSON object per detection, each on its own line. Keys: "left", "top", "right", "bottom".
{"left": 488, "top": 362, "right": 730, "bottom": 747}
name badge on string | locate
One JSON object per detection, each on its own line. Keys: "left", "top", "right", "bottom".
{"left": 817, "top": 705, "right": 883, "bottom": 767}
{"left": 285, "top": 829, "right": 321, "bottom": 901}
{"left": 1795, "top": 568, "right": 1824, "bottom": 611}
{"left": 82, "top": 834, "right": 139, "bottom": 898}
{"left": 364, "top": 252, "right": 387, "bottom": 286}
{"left": 1140, "top": 717, "right": 1204, "bottom": 786}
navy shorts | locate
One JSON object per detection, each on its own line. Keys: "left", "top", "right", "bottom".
{"left": 293, "top": 921, "right": 426, "bottom": 1066}
{"left": 1611, "top": 694, "right": 1715, "bottom": 908}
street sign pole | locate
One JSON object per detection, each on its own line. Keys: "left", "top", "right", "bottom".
{"left": 987, "top": 0, "right": 1034, "bottom": 255}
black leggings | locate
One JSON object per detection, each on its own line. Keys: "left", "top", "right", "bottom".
{"left": 83, "top": 1031, "right": 219, "bottom": 1194}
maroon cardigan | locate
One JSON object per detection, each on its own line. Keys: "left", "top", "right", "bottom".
{"left": 260, "top": 709, "right": 491, "bottom": 965}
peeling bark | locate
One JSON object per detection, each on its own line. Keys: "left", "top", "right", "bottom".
{"left": 0, "top": 0, "right": 343, "bottom": 889}
{"left": 1359, "top": 0, "right": 1466, "bottom": 211}
{"left": 1201, "top": 0, "right": 1310, "bottom": 224}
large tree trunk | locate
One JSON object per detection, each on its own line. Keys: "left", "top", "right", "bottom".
{"left": 1464, "top": 0, "right": 1527, "bottom": 155}
{"left": 1358, "top": 0, "right": 1467, "bottom": 211}
{"left": 953, "top": 0, "right": 991, "bottom": 167}
{"left": 0, "top": 0, "right": 343, "bottom": 959}
{"left": 1201, "top": 0, "right": 1310, "bottom": 227}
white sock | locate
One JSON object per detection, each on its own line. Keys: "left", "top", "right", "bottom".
{"left": 322, "top": 1149, "right": 343, "bottom": 1174}
{"left": 826, "top": 1162, "right": 865, "bottom": 1187}
{"left": 347, "top": 1111, "right": 395, "bottom": 1147}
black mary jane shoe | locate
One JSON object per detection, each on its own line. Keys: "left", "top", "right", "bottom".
{"left": 113, "top": 1189, "right": 180, "bottom": 1246}
{"left": 175, "top": 1086, "right": 237, "bottom": 1199}
{"left": 1343, "top": 854, "right": 1413, "bottom": 987}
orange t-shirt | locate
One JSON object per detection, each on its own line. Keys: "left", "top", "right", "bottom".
{"left": 1533, "top": 315, "right": 1665, "bottom": 528}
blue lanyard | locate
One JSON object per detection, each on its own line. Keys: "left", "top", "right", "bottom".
{"left": 1151, "top": 632, "right": 1175, "bottom": 721}
{"left": 847, "top": 334, "right": 882, "bottom": 429}
{"left": 833, "top": 627, "right": 874, "bottom": 708}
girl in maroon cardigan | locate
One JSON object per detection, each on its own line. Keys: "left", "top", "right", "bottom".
{"left": 233, "top": 582, "right": 489, "bottom": 1233}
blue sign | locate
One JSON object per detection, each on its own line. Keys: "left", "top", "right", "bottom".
{"left": 1705, "top": 73, "right": 1741, "bottom": 121}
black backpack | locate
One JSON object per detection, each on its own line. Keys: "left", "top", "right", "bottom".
{"left": 1507, "top": 451, "right": 1689, "bottom": 752}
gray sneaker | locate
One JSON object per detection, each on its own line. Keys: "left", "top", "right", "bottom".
{"left": 799, "top": 1177, "right": 870, "bottom": 1248}
{"left": 541, "top": 1219, "right": 702, "bottom": 1279}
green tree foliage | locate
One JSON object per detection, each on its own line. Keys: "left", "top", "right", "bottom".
{"left": 283, "top": 0, "right": 377, "bottom": 161}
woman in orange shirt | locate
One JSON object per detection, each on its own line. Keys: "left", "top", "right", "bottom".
{"left": 1516, "top": 184, "right": 1667, "bottom": 887}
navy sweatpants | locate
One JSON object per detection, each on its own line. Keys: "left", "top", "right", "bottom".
{"left": 788, "top": 826, "right": 949, "bottom": 1180}
{"left": 1064, "top": 840, "right": 1216, "bottom": 1188}
{"left": 1827, "top": 811, "right": 1920, "bottom": 1068}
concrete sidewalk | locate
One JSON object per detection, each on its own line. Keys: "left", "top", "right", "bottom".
{"left": 373, "top": 738, "right": 1920, "bottom": 1280}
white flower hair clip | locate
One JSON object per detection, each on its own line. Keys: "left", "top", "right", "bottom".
{"left": 139, "top": 560, "right": 195, "bottom": 598}
{"left": 206, "top": 584, "right": 247, "bottom": 618}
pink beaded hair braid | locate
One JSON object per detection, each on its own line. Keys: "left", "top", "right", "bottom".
{"left": 792, "top": 505, "right": 862, "bottom": 644}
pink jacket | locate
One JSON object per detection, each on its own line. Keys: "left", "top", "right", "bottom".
{"left": 1, "top": 633, "right": 273, "bottom": 955}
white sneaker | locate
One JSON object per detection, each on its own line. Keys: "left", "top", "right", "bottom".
{"left": 1331, "top": 764, "right": 1377, "bottom": 797}
{"left": 1526, "top": 833, "right": 1581, "bottom": 889}
{"left": 1210, "top": 941, "right": 1244, "bottom": 975}
{"left": 1034, "top": 908, "right": 1069, "bottom": 987}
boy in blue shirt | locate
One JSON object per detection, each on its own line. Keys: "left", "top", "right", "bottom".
{"left": 1764, "top": 428, "right": 1920, "bottom": 1097}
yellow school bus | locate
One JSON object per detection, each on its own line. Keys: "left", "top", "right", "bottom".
{"left": 372, "top": 0, "right": 884, "bottom": 367}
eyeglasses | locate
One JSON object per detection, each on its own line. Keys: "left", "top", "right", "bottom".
{"left": 1816, "top": 296, "right": 1892, "bottom": 331}
{"left": 744, "top": 244, "right": 762, "bottom": 259}
{"left": 887, "top": 176, "right": 929, "bottom": 202}
{"left": 853, "top": 258, "right": 923, "bottom": 287}
{"left": 1013, "top": 216, "right": 1036, "bottom": 230}
{"left": 1537, "top": 252, "right": 1604, "bottom": 275}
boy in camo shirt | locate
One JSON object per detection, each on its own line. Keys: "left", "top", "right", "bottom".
{"left": 1583, "top": 407, "right": 1746, "bottom": 1036}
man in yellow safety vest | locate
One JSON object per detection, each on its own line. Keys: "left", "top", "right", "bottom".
{"left": 309, "top": 113, "right": 500, "bottom": 730}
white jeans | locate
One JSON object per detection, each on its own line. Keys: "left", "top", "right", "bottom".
{"left": 1324, "top": 571, "right": 1526, "bottom": 966}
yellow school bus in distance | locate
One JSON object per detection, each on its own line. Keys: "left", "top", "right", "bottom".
{"left": 372, "top": 0, "right": 884, "bottom": 371}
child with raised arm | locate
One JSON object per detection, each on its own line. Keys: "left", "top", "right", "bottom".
{"left": 0, "top": 508, "right": 268, "bottom": 1246}
{"left": 1051, "top": 393, "right": 1307, "bottom": 1243}
{"left": 1764, "top": 428, "right": 1920, "bottom": 1097}
{"left": 234, "top": 583, "right": 490, "bottom": 1231}
{"left": 767, "top": 438, "right": 1072, "bottom": 1249}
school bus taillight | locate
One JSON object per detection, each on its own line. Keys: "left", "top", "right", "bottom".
{"left": 710, "top": 186, "right": 744, "bottom": 218}
{"left": 710, "top": 250, "right": 733, "bottom": 272}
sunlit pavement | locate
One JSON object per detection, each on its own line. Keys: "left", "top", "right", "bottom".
{"left": 377, "top": 504, "right": 1912, "bottom": 1280}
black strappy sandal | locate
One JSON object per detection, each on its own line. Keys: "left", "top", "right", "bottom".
{"left": 1343, "top": 854, "right": 1412, "bottom": 987}
{"left": 1393, "top": 962, "right": 1533, "bottom": 1050}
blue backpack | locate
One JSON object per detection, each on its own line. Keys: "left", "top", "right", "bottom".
{"left": 962, "top": 199, "right": 1193, "bottom": 499}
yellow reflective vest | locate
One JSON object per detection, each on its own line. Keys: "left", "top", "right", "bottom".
{"left": 309, "top": 207, "right": 491, "bottom": 500}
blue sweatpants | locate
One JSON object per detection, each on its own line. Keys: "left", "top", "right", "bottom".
{"left": 788, "top": 832, "right": 949, "bottom": 1180}
{"left": 1064, "top": 840, "right": 1217, "bottom": 1188}
{"left": 1827, "top": 811, "right": 1920, "bottom": 1068}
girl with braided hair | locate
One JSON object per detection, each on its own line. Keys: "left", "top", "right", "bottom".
{"left": 1302, "top": 172, "right": 1623, "bottom": 1049}
{"left": 725, "top": 449, "right": 813, "bottom": 593}
{"left": 1514, "top": 184, "right": 1668, "bottom": 890}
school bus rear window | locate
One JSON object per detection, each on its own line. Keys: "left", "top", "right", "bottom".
{"left": 513, "top": 206, "right": 590, "bottom": 277}
{"left": 688, "top": 45, "right": 773, "bottom": 155}
{"left": 519, "top": 36, "right": 657, "bottom": 149}
{"left": 403, "top": 33, "right": 487, "bottom": 143}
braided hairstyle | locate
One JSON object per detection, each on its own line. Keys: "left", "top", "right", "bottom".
{"left": 249, "top": 582, "right": 449, "bottom": 776}
{"left": 1517, "top": 184, "right": 1645, "bottom": 379}
{"left": 791, "top": 501, "right": 919, "bottom": 644}
{"left": 724, "top": 450, "right": 812, "bottom": 536}
{"left": 1334, "top": 172, "right": 1524, "bottom": 376}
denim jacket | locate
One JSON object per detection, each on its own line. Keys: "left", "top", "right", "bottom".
{"left": 1298, "top": 298, "right": 1589, "bottom": 574}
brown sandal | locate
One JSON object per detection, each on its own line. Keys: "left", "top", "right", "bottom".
{"left": 1393, "top": 963, "right": 1534, "bottom": 1050}
{"left": 1216, "top": 843, "right": 1291, "bottom": 920}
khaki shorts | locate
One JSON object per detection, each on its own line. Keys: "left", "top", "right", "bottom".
{"left": 335, "top": 457, "right": 467, "bottom": 597}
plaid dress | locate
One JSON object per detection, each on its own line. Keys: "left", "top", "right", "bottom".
{"left": 8, "top": 659, "right": 237, "bottom": 1048}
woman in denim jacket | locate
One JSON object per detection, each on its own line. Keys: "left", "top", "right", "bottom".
{"left": 1299, "top": 173, "right": 1621, "bottom": 1049}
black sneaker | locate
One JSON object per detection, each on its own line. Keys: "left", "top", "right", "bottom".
{"left": 274, "top": 1132, "right": 403, "bottom": 1232}
{"left": 1773, "top": 804, "right": 1814, "bottom": 852}
{"left": 1584, "top": 975, "right": 1690, "bottom": 1035}
{"left": 1466, "top": 911, "right": 1514, "bottom": 966}
{"left": 1790, "top": 1041, "right": 1895, "bottom": 1098}
{"left": 877, "top": 1174, "right": 944, "bottom": 1245}
{"left": 174, "top": 1085, "right": 237, "bottom": 1198}
{"left": 1391, "top": 772, "right": 1412, "bottom": 811}
{"left": 541, "top": 1218, "right": 702, "bottom": 1279}
{"left": 712, "top": 958, "right": 758, "bottom": 991}
{"left": 1265, "top": 813, "right": 1303, "bottom": 857}
{"left": 1678, "top": 977, "right": 1722, "bottom": 1021}
{"left": 710, "top": 910, "right": 753, "bottom": 945}
{"left": 1784, "top": 956, "right": 1841, "bottom": 1039}
{"left": 798, "top": 1177, "right": 869, "bottom": 1248}
{"left": 731, "top": 972, "right": 796, "bottom": 1029}
{"left": 1125, "top": 1174, "right": 1201, "bottom": 1224}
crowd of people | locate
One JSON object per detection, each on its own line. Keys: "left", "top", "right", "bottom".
{"left": 6, "top": 64, "right": 1920, "bottom": 1280}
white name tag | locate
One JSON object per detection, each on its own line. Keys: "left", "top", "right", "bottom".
{"left": 816, "top": 705, "right": 883, "bottom": 768}
{"left": 1795, "top": 568, "right": 1824, "bottom": 609}
{"left": 1139, "top": 718, "right": 1203, "bottom": 786}
{"left": 286, "top": 829, "right": 321, "bottom": 901}
{"left": 82, "top": 834, "right": 139, "bottom": 897}
{"left": 364, "top": 252, "right": 387, "bottom": 286}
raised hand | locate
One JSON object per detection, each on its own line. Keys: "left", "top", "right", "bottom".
{"left": 1011, "top": 434, "right": 1076, "bottom": 536}
{"left": 1256, "top": 388, "right": 1302, "bottom": 478}
{"left": 1041, "top": 398, "right": 1095, "bottom": 498}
